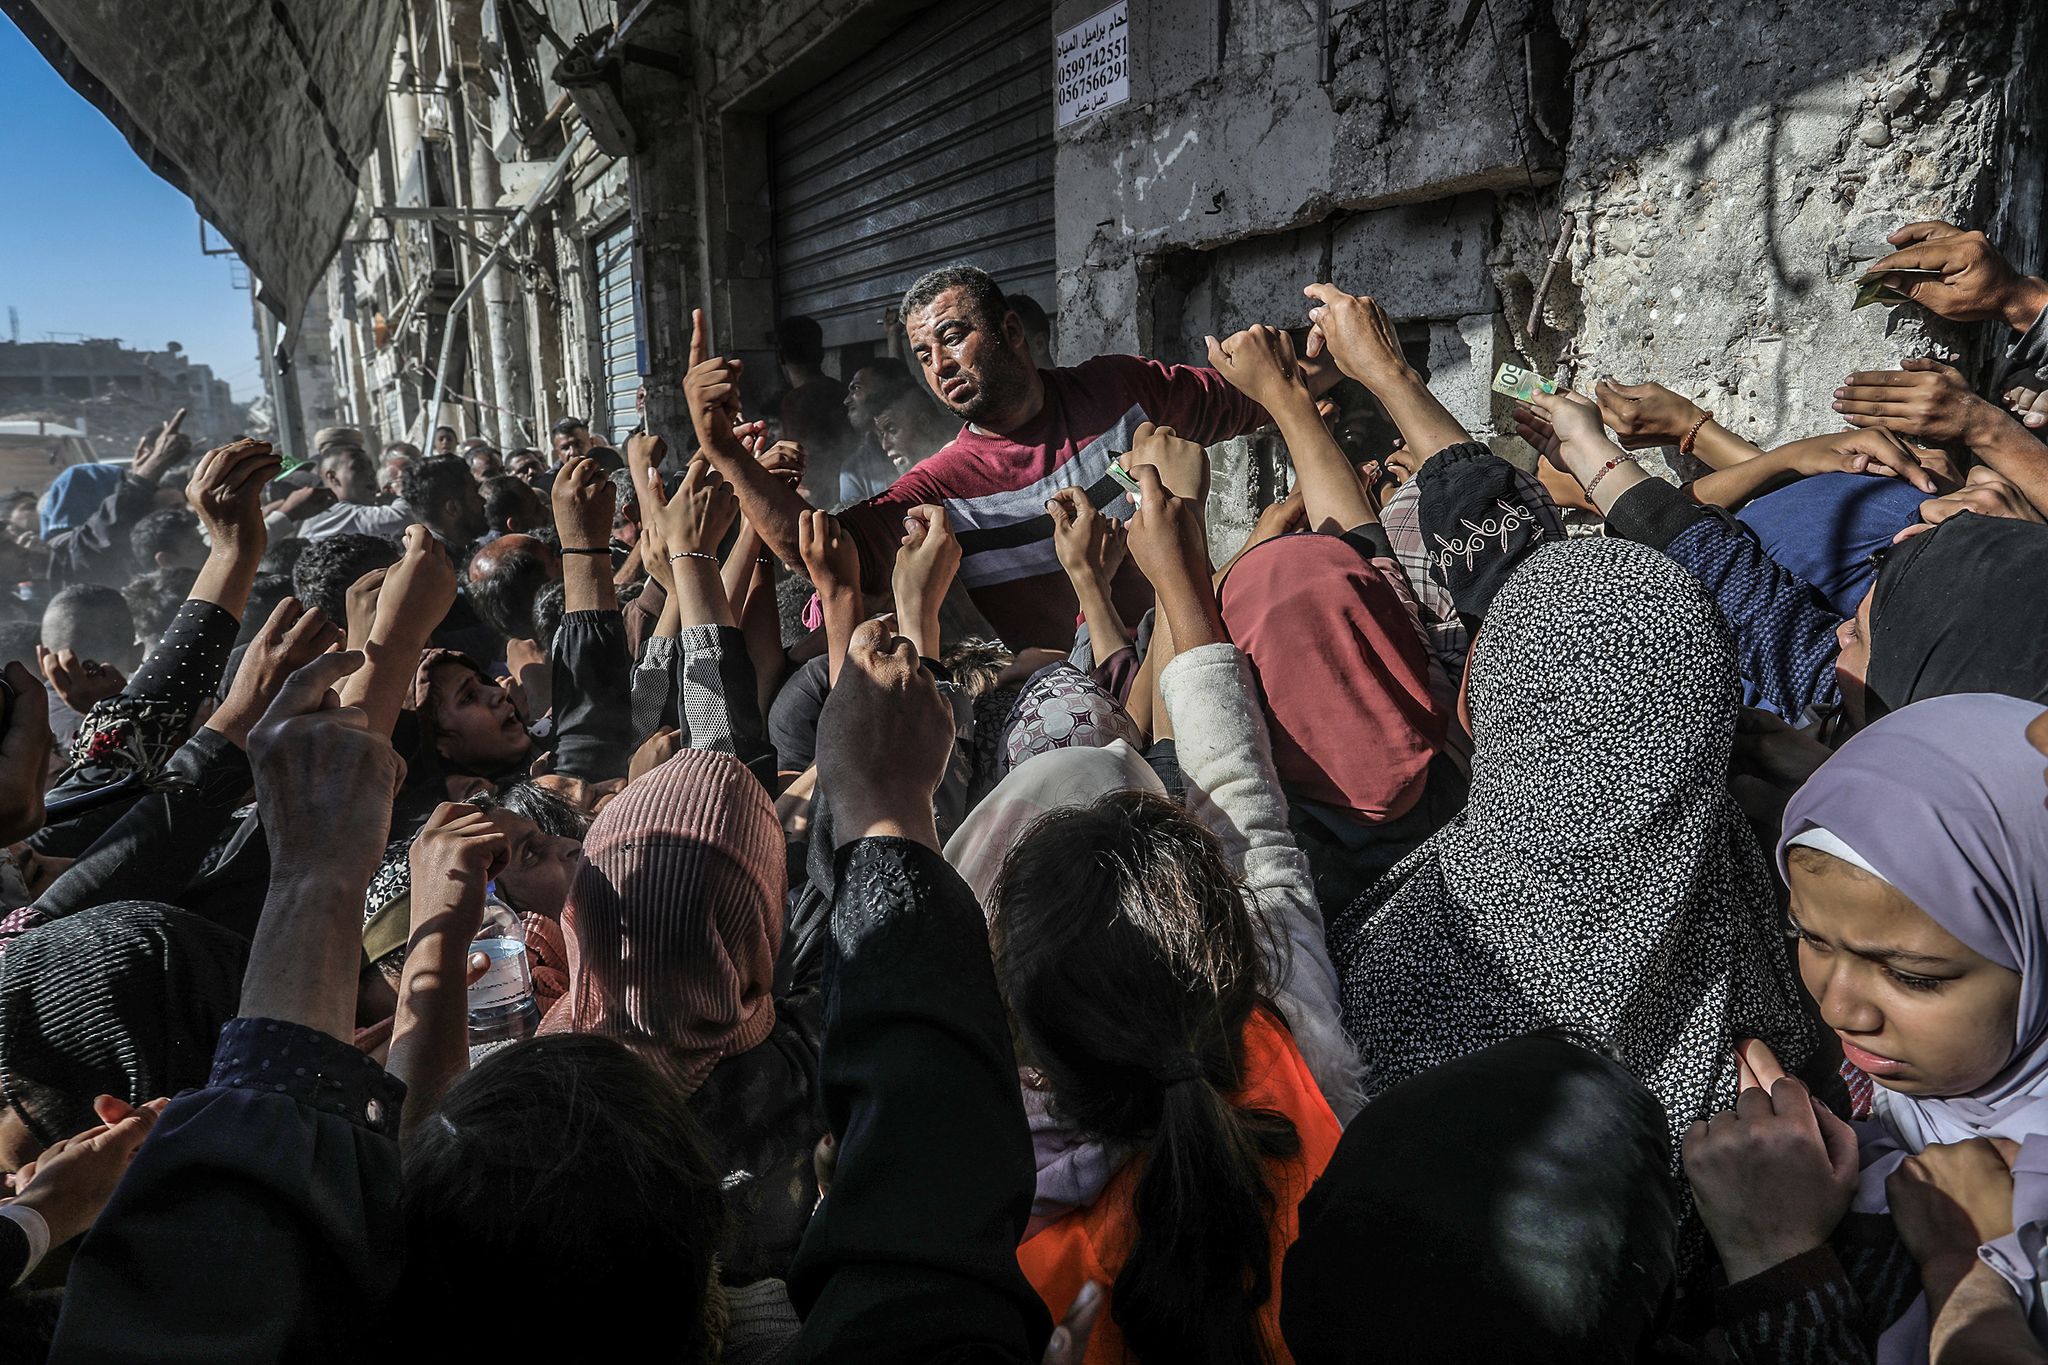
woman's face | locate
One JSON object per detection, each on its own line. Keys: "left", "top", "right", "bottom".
{"left": 1788, "top": 850, "right": 2021, "bottom": 1096}
{"left": 431, "top": 664, "right": 531, "bottom": 775}
{"left": 490, "top": 811, "right": 582, "bottom": 920}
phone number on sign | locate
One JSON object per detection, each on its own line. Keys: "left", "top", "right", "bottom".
{"left": 1058, "top": 38, "right": 1127, "bottom": 94}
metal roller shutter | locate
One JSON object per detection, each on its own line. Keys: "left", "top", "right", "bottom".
{"left": 594, "top": 222, "right": 643, "bottom": 444}
{"left": 771, "top": 0, "right": 1055, "bottom": 351}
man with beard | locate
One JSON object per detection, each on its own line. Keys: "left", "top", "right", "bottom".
{"left": 692, "top": 265, "right": 1335, "bottom": 648}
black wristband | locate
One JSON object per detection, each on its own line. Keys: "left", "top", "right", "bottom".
{"left": 560, "top": 545, "right": 611, "bottom": 556}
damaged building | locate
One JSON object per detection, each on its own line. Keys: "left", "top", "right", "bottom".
{"left": 12, "top": 0, "right": 2045, "bottom": 552}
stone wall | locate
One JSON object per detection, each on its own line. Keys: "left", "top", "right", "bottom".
{"left": 1051, "top": 0, "right": 2042, "bottom": 534}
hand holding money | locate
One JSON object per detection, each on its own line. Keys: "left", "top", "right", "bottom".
{"left": 1491, "top": 363, "right": 1557, "bottom": 404}
{"left": 1859, "top": 221, "right": 2048, "bottom": 327}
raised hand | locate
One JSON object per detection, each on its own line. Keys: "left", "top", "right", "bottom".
{"left": 550, "top": 453, "right": 617, "bottom": 552}
{"left": 1047, "top": 487, "right": 1127, "bottom": 584}
{"left": 407, "top": 801, "right": 512, "bottom": 923}
{"left": 1124, "top": 463, "right": 1223, "bottom": 650}
{"left": 205, "top": 596, "right": 345, "bottom": 748}
{"left": 374, "top": 525, "right": 459, "bottom": 639}
{"left": 1594, "top": 379, "right": 1708, "bottom": 449}
{"left": 757, "top": 438, "right": 807, "bottom": 487}
{"left": 1866, "top": 222, "right": 2048, "bottom": 329}
{"left": 1122, "top": 421, "right": 1210, "bottom": 505}
{"left": 37, "top": 646, "right": 125, "bottom": 714}
{"left": 683, "top": 308, "right": 746, "bottom": 457}
{"left": 132, "top": 407, "right": 190, "bottom": 485}
{"left": 1204, "top": 324, "right": 1311, "bottom": 413}
{"left": 344, "top": 567, "right": 388, "bottom": 653}
{"left": 893, "top": 504, "right": 961, "bottom": 659}
{"left": 798, "top": 508, "right": 860, "bottom": 601}
{"left": 186, "top": 438, "right": 282, "bottom": 561}
{"left": 1302, "top": 284, "right": 1411, "bottom": 392}
{"left": 814, "top": 615, "right": 956, "bottom": 850}
{"left": 650, "top": 456, "right": 740, "bottom": 559}
{"left": 1682, "top": 1071, "right": 1860, "bottom": 1283}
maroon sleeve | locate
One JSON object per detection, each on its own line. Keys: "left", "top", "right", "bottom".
{"left": 1084, "top": 354, "right": 1270, "bottom": 445}
{"left": 836, "top": 458, "right": 954, "bottom": 594}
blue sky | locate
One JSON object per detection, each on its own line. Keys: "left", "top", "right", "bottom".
{"left": 0, "top": 17, "right": 262, "bottom": 401}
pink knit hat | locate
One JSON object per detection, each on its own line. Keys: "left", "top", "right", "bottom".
{"left": 539, "top": 748, "right": 786, "bottom": 1097}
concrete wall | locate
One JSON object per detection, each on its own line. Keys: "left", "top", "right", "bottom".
{"left": 1052, "top": 0, "right": 2041, "bottom": 506}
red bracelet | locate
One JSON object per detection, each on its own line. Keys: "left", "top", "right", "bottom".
{"left": 1585, "top": 453, "right": 1640, "bottom": 498}
{"left": 1679, "top": 411, "right": 1714, "bottom": 457}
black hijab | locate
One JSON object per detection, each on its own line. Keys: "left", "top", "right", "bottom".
{"left": 1281, "top": 1030, "right": 1679, "bottom": 1365}
{"left": 0, "top": 901, "right": 245, "bottom": 1146}
{"left": 1413, "top": 441, "right": 1565, "bottom": 627}
{"left": 1868, "top": 511, "right": 2048, "bottom": 720}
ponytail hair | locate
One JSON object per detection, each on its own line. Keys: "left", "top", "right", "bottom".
{"left": 993, "top": 790, "right": 1300, "bottom": 1365}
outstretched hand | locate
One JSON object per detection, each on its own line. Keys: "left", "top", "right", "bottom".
{"left": 1865, "top": 221, "right": 2048, "bottom": 329}
{"left": 1594, "top": 379, "right": 1708, "bottom": 450}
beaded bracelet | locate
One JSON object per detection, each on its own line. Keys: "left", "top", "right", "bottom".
{"left": 1585, "top": 452, "right": 1640, "bottom": 498}
{"left": 669, "top": 551, "right": 718, "bottom": 565}
{"left": 1679, "top": 411, "right": 1714, "bottom": 458}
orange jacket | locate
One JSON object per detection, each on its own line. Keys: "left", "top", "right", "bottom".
{"left": 1015, "top": 1008, "right": 1342, "bottom": 1364}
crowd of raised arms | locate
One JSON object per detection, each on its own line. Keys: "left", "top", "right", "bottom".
{"left": 0, "top": 219, "right": 2043, "bottom": 1365}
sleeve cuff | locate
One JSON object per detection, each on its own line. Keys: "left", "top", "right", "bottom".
{"left": 1715, "top": 1243, "right": 1850, "bottom": 1319}
{"left": 1604, "top": 476, "right": 1702, "bottom": 550}
{"left": 211, "top": 1018, "right": 406, "bottom": 1138}
{"left": 0, "top": 1204, "right": 49, "bottom": 1286}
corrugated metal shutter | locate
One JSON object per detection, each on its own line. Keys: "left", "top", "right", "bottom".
{"left": 771, "top": 0, "right": 1054, "bottom": 351}
{"left": 594, "top": 221, "right": 643, "bottom": 443}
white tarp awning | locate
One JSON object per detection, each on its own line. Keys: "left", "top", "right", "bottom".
{"left": 2, "top": 0, "right": 402, "bottom": 350}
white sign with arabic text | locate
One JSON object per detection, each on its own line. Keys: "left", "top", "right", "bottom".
{"left": 1056, "top": 2, "right": 1130, "bottom": 130}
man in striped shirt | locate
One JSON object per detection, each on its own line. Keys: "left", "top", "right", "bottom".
{"left": 690, "top": 265, "right": 1338, "bottom": 649}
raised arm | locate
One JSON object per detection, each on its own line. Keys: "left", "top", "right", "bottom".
{"left": 1688, "top": 428, "right": 1941, "bottom": 510}
{"left": 1303, "top": 283, "right": 1471, "bottom": 467}
{"left": 685, "top": 308, "right": 815, "bottom": 571}
{"left": 799, "top": 510, "right": 864, "bottom": 685}
{"left": 340, "top": 526, "right": 458, "bottom": 739}
{"left": 1124, "top": 463, "right": 1365, "bottom": 1121}
{"left": 1208, "top": 321, "right": 1375, "bottom": 533}
{"left": 790, "top": 617, "right": 1049, "bottom": 1364}
{"left": 387, "top": 803, "right": 510, "bottom": 1135}
{"left": 48, "top": 649, "right": 408, "bottom": 1363}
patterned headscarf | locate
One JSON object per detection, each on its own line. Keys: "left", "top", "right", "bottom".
{"left": 1413, "top": 442, "right": 1566, "bottom": 626}
{"left": 539, "top": 748, "right": 785, "bottom": 1099}
{"left": 999, "top": 662, "right": 1143, "bottom": 775}
{"left": 1328, "top": 538, "right": 1813, "bottom": 1157}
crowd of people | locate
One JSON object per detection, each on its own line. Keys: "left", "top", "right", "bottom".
{"left": 0, "top": 216, "right": 2042, "bottom": 1363}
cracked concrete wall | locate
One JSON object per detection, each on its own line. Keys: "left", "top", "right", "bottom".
{"left": 1555, "top": 0, "right": 2037, "bottom": 456}
{"left": 1055, "top": 0, "right": 2040, "bottom": 512}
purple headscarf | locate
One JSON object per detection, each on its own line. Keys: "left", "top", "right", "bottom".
{"left": 1778, "top": 692, "right": 2048, "bottom": 1357}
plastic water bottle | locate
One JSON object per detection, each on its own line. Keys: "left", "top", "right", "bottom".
{"left": 467, "top": 884, "right": 539, "bottom": 1045}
